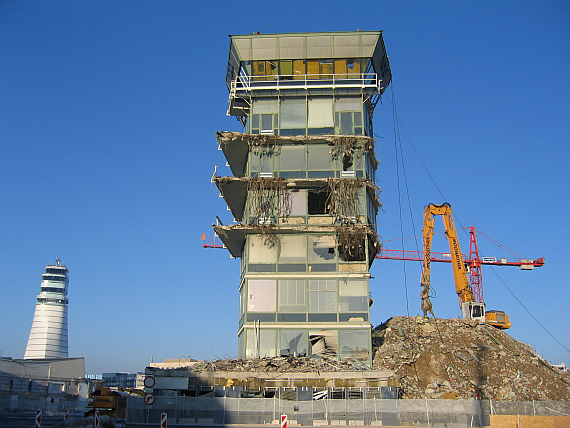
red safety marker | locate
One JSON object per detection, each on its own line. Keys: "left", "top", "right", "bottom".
{"left": 35, "top": 409, "right": 42, "bottom": 428}
{"left": 281, "top": 414, "right": 287, "bottom": 428}
{"left": 161, "top": 412, "right": 167, "bottom": 428}
{"left": 64, "top": 409, "right": 69, "bottom": 420}
{"left": 94, "top": 410, "right": 100, "bottom": 428}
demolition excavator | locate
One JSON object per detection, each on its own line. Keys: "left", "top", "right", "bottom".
{"left": 420, "top": 203, "right": 511, "bottom": 329}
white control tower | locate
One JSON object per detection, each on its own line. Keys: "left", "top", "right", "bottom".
{"left": 24, "top": 258, "right": 69, "bottom": 359}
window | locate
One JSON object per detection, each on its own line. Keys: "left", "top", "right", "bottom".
{"left": 364, "top": 59, "right": 375, "bottom": 84}
{"left": 364, "top": 105, "right": 373, "bottom": 136}
{"left": 42, "top": 275, "right": 67, "bottom": 282}
{"left": 308, "top": 235, "right": 336, "bottom": 263}
{"left": 41, "top": 287, "right": 67, "bottom": 294}
{"left": 252, "top": 61, "right": 277, "bottom": 80}
{"left": 308, "top": 279, "right": 337, "bottom": 312}
{"left": 339, "top": 279, "right": 368, "bottom": 312}
{"left": 238, "top": 332, "right": 245, "bottom": 358}
{"left": 280, "top": 98, "right": 306, "bottom": 134}
{"left": 248, "top": 188, "right": 276, "bottom": 223}
{"left": 278, "top": 279, "right": 306, "bottom": 312}
{"left": 320, "top": 59, "right": 333, "bottom": 78}
{"left": 246, "top": 328, "right": 276, "bottom": 358}
{"left": 335, "top": 112, "right": 363, "bottom": 135}
{"left": 338, "top": 234, "right": 366, "bottom": 262}
{"left": 307, "top": 60, "right": 319, "bottom": 79}
{"left": 339, "top": 330, "right": 369, "bottom": 361}
{"left": 308, "top": 98, "right": 334, "bottom": 130}
{"left": 308, "top": 144, "right": 334, "bottom": 171}
{"left": 259, "top": 329, "right": 276, "bottom": 357}
{"left": 279, "top": 330, "right": 307, "bottom": 357}
{"left": 280, "top": 60, "right": 293, "bottom": 79}
{"left": 335, "top": 97, "right": 361, "bottom": 112}
{"left": 309, "top": 329, "right": 338, "bottom": 358}
{"left": 293, "top": 60, "right": 306, "bottom": 79}
{"left": 281, "top": 189, "right": 307, "bottom": 216}
{"left": 346, "top": 58, "right": 361, "bottom": 78}
{"left": 308, "top": 190, "right": 331, "bottom": 215}
{"left": 250, "top": 150, "right": 273, "bottom": 177}
{"left": 239, "top": 286, "right": 246, "bottom": 322}
{"left": 334, "top": 97, "right": 363, "bottom": 135}
{"left": 247, "top": 279, "right": 276, "bottom": 312}
{"left": 278, "top": 235, "right": 307, "bottom": 263}
{"left": 335, "top": 59, "right": 347, "bottom": 78}
{"left": 278, "top": 146, "right": 306, "bottom": 172}
{"left": 251, "top": 100, "right": 279, "bottom": 135}
{"left": 248, "top": 235, "right": 278, "bottom": 263}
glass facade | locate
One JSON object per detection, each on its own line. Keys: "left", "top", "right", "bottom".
{"left": 245, "top": 95, "right": 372, "bottom": 137}
{"left": 217, "top": 32, "right": 390, "bottom": 366}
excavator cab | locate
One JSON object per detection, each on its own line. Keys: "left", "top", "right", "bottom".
{"left": 462, "top": 301, "right": 486, "bottom": 323}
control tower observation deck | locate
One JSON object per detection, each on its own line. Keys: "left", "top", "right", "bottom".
{"left": 213, "top": 31, "right": 391, "bottom": 366}
{"left": 24, "top": 258, "right": 69, "bottom": 359}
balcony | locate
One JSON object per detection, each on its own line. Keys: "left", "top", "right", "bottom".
{"left": 228, "top": 73, "right": 386, "bottom": 116}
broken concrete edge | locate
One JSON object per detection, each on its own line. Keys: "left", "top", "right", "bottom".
{"left": 212, "top": 175, "right": 382, "bottom": 209}
{"left": 213, "top": 223, "right": 381, "bottom": 261}
{"left": 215, "top": 131, "right": 379, "bottom": 170}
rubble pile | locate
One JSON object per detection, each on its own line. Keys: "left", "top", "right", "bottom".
{"left": 372, "top": 316, "right": 570, "bottom": 400}
{"left": 190, "top": 356, "right": 358, "bottom": 373}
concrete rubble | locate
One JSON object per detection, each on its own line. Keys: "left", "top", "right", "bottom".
{"left": 185, "top": 356, "right": 363, "bottom": 373}
{"left": 372, "top": 316, "right": 570, "bottom": 400}
{"left": 156, "top": 316, "right": 568, "bottom": 401}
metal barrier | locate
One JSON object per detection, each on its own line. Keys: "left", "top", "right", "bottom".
{"left": 125, "top": 396, "right": 570, "bottom": 426}
{"left": 126, "top": 396, "right": 476, "bottom": 426}
{"left": 3, "top": 394, "right": 568, "bottom": 426}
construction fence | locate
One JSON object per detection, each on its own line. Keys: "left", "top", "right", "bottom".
{"left": 0, "top": 395, "right": 84, "bottom": 413}
{"left": 125, "top": 396, "right": 570, "bottom": 427}
{"left": 2, "top": 393, "right": 569, "bottom": 426}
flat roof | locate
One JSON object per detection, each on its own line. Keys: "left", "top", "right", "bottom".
{"left": 229, "top": 31, "right": 384, "bottom": 61}
{"left": 227, "top": 31, "right": 391, "bottom": 93}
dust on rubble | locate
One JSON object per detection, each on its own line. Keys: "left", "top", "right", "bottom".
{"left": 372, "top": 316, "right": 570, "bottom": 401}
{"left": 188, "top": 355, "right": 357, "bottom": 373}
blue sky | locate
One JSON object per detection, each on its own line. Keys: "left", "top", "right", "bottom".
{"left": 1, "top": 1, "right": 568, "bottom": 375}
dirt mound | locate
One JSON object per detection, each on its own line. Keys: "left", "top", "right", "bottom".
{"left": 372, "top": 316, "right": 570, "bottom": 400}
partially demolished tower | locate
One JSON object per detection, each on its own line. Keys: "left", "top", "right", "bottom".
{"left": 214, "top": 32, "right": 391, "bottom": 366}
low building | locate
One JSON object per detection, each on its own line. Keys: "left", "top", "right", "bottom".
{"left": 102, "top": 372, "right": 139, "bottom": 388}
{"left": 0, "top": 357, "right": 92, "bottom": 411}
{"left": 149, "top": 358, "right": 202, "bottom": 369}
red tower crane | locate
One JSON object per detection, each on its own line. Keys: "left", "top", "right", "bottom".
{"left": 376, "top": 226, "right": 544, "bottom": 304}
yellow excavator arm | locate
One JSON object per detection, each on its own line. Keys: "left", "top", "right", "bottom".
{"left": 422, "top": 203, "right": 474, "bottom": 306}
{"left": 421, "top": 203, "right": 490, "bottom": 324}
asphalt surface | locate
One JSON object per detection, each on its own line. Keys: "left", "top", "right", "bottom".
{"left": 0, "top": 413, "right": 435, "bottom": 428}
{"left": 0, "top": 412, "right": 70, "bottom": 428}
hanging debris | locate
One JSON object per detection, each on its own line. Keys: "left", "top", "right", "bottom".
{"left": 330, "top": 135, "right": 378, "bottom": 170}
{"left": 247, "top": 177, "right": 290, "bottom": 220}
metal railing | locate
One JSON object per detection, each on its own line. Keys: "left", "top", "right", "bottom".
{"left": 231, "top": 73, "right": 383, "bottom": 93}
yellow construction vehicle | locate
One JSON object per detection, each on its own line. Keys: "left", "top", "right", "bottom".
{"left": 84, "top": 387, "right": 129, "bottom": 419}
{"left": 420, "top": 203, "right": 511, "bottom": 329}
